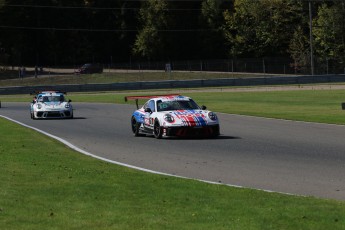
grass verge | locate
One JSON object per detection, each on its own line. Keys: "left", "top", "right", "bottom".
{"left": 0, "top": 117, "right": 344, "bottom": 230}
{"left": 0, "top": 71, "right": 269, "bottom": 87}
{"left": 2, "top": 87, "right": 344, "bottom": 124}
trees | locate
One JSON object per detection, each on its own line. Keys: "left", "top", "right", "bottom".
{"left": 0, "top": 0, "right": 91, "bottom": 66}
{"left": 132, "top": 0, "right": 170, "bottom": 60}
{"left": 199, "top": 0, "right": 227, "bottom": 59}
{"left": 313, "top": 2, "right": 345, "bottom": 73}
{"left": 0, "top": 0, "right": 344, "bottom": 74}
{"left": 288, "top": 25, "right": 310, "bottom": 73}
{"left": 0, "top": 0, "right": 139, "bottom": 66}
{"left": 223, "top": 0, "right": 305, "bottom": 58}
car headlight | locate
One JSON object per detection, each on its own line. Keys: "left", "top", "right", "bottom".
{"left": 65, "top": 103, "right": 71, "bottom": 109}
{"left": 163, "top": 114, "right": 174, "bottom": 123}
{"left": 208, "top": 112, "right": 217, "bottom": 121}
{"left": 37, "top": 104, "right": 42, "bottom": 109}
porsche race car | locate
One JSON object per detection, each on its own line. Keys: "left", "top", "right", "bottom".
{"left": 30, "top": 91, "right": 73, "bottom": 119}
{"left": 125, "top": 94, "right": 220, "bottom": 138}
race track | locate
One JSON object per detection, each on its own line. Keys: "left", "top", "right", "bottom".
{"left": 1, "top": 102, "right": 345, "bottom": 201}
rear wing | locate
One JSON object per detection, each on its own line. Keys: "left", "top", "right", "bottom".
{"left": 30, "top": 90, "right": 67, "bottom": 95}
{"left": 124, "top": 94, "right": 180, "bottom": 109}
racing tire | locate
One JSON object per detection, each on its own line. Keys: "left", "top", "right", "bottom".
{"left": 210, "top": 125, "right": 220, "bottom": 138}
{"left": 153, "top": 119, "right": 163, "bottom": 139}
{"left": 131, "top": 116, "right": 141, "bottom": 137}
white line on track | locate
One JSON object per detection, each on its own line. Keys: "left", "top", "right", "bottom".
{"left": 1, "top": 114, "right": 298, "bottom": 197}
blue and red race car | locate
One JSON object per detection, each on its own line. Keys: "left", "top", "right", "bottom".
{"left": 125, "top": 94, "right": 220, "bottom": 138}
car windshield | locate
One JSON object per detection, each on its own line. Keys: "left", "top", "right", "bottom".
{"left": 157, "top": 100, "right": 200, "bottom": 111}
{"left": 39, "top": 95, "right": 65, "bottom": 102}
{"left": 82, "top": 64, "right": 91, "bottom": 68}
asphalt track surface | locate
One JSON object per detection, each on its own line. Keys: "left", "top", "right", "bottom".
{"left": 1, "top": 102, "right": 345, "bottom": 201}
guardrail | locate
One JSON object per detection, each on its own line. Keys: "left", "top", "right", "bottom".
{"left": 1, "top": 74, "right": 345, "bottom": 95}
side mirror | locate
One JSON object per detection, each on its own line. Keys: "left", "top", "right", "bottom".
{"left": 201, "top": 105, "right": 207, "bottom": 110}
{"left": 68, "top": 99, "right": 72, "bottom": 103}
{"left": 145, "top": 108, "right": 152, "bottom": 113}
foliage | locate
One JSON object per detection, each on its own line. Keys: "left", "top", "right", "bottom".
{"left": 313, "top": 2, "right": 345, "bottom": 73}
{"left": 223, "top": 0, "right": 305, "bottom": 58}
{"left": 0, "top": 0, "right": 138, "bottom": 66}
{"left": 132, "top": 0, "right": 170, "bottom": 60}
{"left": 1, "top": 0, "right": 345, "bottom": 71}
{"left": 288, "top": 25, "right": 310, "bottom": 73}
{"left": 199, "top": 0, "right": 227, "bottom": 58}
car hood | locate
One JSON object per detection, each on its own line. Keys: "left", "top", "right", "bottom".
{"left": 40, "top": 101, "right": 68, "bottom": 108}
{"left": 162, "top": 110, "right": 216, "bottom": 126}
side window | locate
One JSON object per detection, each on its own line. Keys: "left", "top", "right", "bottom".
{"left": 143, "top": 101, "right": 149, "bottom": 110}
{"left": 148, "top": 100, "right": 156, "bottom": 112}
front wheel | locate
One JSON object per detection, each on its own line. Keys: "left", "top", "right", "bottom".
{"left": 31, "top": 112, "right": 36, "bottom": 120}
{"left": 131, "top": 116, "right": 140, "bottom": 136}
{"left": 153, "top": 120, "right": 162, "bottom": 139}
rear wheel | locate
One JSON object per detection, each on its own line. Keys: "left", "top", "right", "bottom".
{"left": 153, "top": 120, "right": 162, "bottom": 139}
{"left": 131, "top": 116, "right": 140, "bottom": 136}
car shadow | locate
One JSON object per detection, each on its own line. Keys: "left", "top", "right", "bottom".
{"left": 72, "top": 117, "right": 87, "bottom": 120}
{"left": 33, "top": 117, "right": 87, "bottom": 120}
{"left": 145, "top": 135, "right": 241, "bottom": 140}
{"left": 214, "top": 135, "right": 241, "bottom": 140}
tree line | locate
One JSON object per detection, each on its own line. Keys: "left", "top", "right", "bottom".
{"left": 0, "top": 0, "right": 344, "bottom": 74}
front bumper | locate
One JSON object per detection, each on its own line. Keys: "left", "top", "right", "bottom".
{"left": 34, "top": 110, "right": 73, "bottom": 119}
{"left": 162, "top": 124, "right": 220, "bottom": 137}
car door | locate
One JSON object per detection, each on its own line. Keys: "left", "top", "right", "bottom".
{"left": 143, "top": 100, "right": 156, "bottom": 129}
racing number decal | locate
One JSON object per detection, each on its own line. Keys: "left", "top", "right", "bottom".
{"left": 144, "top": 116, "right": 155, "bottom": 126}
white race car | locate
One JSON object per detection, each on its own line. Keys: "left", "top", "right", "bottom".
{"left": 30, "top": 91, "right": 73, "bottom": 119}
{"left": 125, "top": 94, "right": 220, "bottom": 138}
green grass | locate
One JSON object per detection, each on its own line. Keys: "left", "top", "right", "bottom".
{"left": 0, "top": 71, "right": 271, "bottom": 87}
{"left": 1, "top": 117, "right": 344, "bottom": 230}
{"left": 191, "top": 89, "right": 345, "bottom": 125}
{"left": 2, "top": 88, "right": 344, "bottom": 124}
{"left": 1, "top": 83, "right": 345, "bottom": 228}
